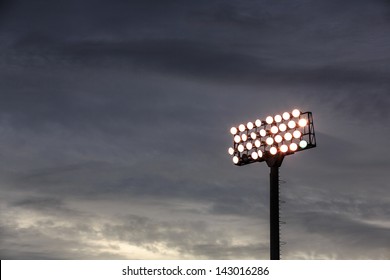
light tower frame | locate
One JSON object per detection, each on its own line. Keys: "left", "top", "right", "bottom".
{"left": 228, "top": 109, "right": 316, "bottom": 260}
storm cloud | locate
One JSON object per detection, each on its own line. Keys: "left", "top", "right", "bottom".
{"left": 0, "top": 0, "right": 389, "bottom": 259}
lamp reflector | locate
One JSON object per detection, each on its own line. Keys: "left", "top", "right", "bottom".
{"left": 251, "top": 151, "right": 258, "bottom": 160}
{"left": 266, "top": 137, "right": 274, "bottom": 145}
{"left": 280, "top": 144, "right": 288, "bottom": 153}
{"left": 289, "top": 143, "right": 298, "bottom": 151}
{"left": 292, "top": 109, "right": 300, "bottom": 118}
{"left": 298, "top": 119, "right": 308, "bottom": 127}
{"left": 284, "top": 132, "right": 292, "bottom": 141}
{"left": 293, "top": 130, "right": 302, "bottom": 138}
{"left": 230, "top": 127, "right": 238, "bottom": 135}
{"left": 274, "top": 135, "right": 283, "bottom": 143}
{"left": 266, "top": 116, "right": 273, "bottom": 124}
{"left": 288, "top": 120, "right": 296, "bottom": 129}
{"left": 279, "top": 123, "right": 287, "bottom": 132}
{"left": 299, "top": 140, "right": 308, "bottom": 148}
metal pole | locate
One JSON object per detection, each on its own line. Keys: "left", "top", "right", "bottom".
{"left": 270, "top": 166, "right": 280, "bottom": 260}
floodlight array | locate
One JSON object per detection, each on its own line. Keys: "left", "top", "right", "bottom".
{"left": 228, "top": 109, "right": 316, "bottom": 166}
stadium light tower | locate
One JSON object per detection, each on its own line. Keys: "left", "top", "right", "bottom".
{"left": 228, "top": 109, "right": 316, "bottom": 260}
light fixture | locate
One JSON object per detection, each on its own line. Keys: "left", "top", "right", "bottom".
{"left": 280, "top": 144, "right": 288, "bottom": 153}
{"left": 241, "top": 134, "right": 248, "bottom": 141}
{"left": 230, "top": 127, "right": 238, "bottom": 135}
{"left": 279, "top": 123, "right": 287, "bottom": 132}
{"left": 270, "top": 147, "right": 277, "bottom": 155}
{"left": 228, "top": 147, "right": 234, "bottom": 155}
{"left": 293, "top": 130, "right": 301, "bottom": 139}
{"left": 274, "top": 115, "right": 282, "bottom": 123}
{"left": 255, "top": 119, "right": 262, "bottom": 127}
{"left": 282, "top": 112, "right": 290, "bottom": 120}
{"left": 246, "top": 142, "right": 253, "bottom": 150}
{"left": 266, "top": 116, "right": 274, "bottom": 124}
{"left": 292, "top": 109, "right": 300, "bottom": 118}
{"left": 251, "top": 132, "right": 257, "bottom": 140}
{"left": 238, "top": 144, "right": 245, "bottom": 152}
{"left": 266, "top": 137, "right": 274, "bottom": 145}
{"left": 274, "top": 135, "right": 283, "bottom": 143}
{"left": 270, "top": 126, "right": 279, "bottom": 134}
{"left": 247, "top": 122, "right": 254, "bottom": 130}
{"left": 284, "top": 132, "right": 292, "bottom": 141}
{"left": 251, "top": 151, "right": 258, "bottom": 159}
{"left": 288, "top": 120, "right": 296, "bottom": 129}
{"left": 234, "top": 135, "right": 241, "bottom": 143}
{"left": 239, "top": 124, "right": 246, "bottom": 132}
{"left": 299, "top": 140, "right": 308, "bottom": 148}
{"left": 298, "top": 119, "right": 307, "bottom": 127}
{"left": 289, "top": 142, "right": 298, "bottom": 151}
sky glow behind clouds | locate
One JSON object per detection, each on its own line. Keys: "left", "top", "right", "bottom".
{"left": 0, "top": 0, "right": 389, "bottom": 259}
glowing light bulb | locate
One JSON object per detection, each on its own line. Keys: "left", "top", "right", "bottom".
{"left": 246, "top": 142, "right": 253, "bottom": 150}
{"left": 274, "top": 115, "right": 282, "bottom": 123}
{"left": 251, "top": 151, "right": 258, "bottom": 160}
{"left": 230, "top": 127, "right": 238, "bottom": 135}
{"left": 266, "top": 137, "right": 274, "bottom": 145}
{"left": 233, "top": 156, "right": 239, "bottom": 164}
{"left": 299, "top": 140, "right": 308, "bottom": 148}
{"left": 280, "top": 144, "right": 288, "bottom": 153}
{"left": 293, "top": 130, "right": 301, "bottom": 139}
{"left": 292, "top": 109, "right": 300, "bottom": 118}
{"left": 251, "top": 132, "right": 257, "bottom": 140}
{"left": 239, "top": 124, "right": 246, "bottom": 132}
{"left": 298, "top": 119, "right": 307, "bottom": 127}
{"left": 260, "top": 129, "right": 267, "bottom": 137}
{"left": 238, "top": 144, "right": 244, "bottom": 152}
{"left": 247, "top": 122, "right": 254, "bottom": 130}
{"left": 228, "top": 147, "right": 234, "bottom": 155}
{"left": 270, "top": 147, "right": 277, "bottom": 155}
{"left": 255, "top": 140, "right": 261, "bottom": 147}
{"left": 282, "top": 112, "right": 290, "bottom": 120}
{"left": 257, "top": 150, "right": 263, "bottom": 158}
{"left": 241, "top": 134, "right": 248, "bottom": 141}
{"left": 266, "top": 116, "right": 273, "bottom": 124}
{"left": 284, "top": 132, "right": 292, "bottom": 141}
{"left": 288, "top": 120, "right": 296, "bottom": 129}
{"left": 270, "top": 126, "right": 279, "bottom": 134}
{"left": 255, "top": 119, "right": 262, "bottom": 127}
{"left": 274, "top": 135, "right": 283, "bottom": 143}
{"left": 289, "top": 143, "right": 298, "bottom": 151}
{"left": 234, "top": 135, "right": 241, "bottom": 143}
{"left": 279, "top": 123, "right": 287, "bottom": 132}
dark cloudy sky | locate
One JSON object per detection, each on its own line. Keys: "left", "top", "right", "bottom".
{"left": 0, "top": 0, "right": 389, "bottom": 260}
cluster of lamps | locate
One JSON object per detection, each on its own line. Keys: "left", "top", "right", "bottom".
{"left": 228, "top": 109, "right": 314, "bottom": 165}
